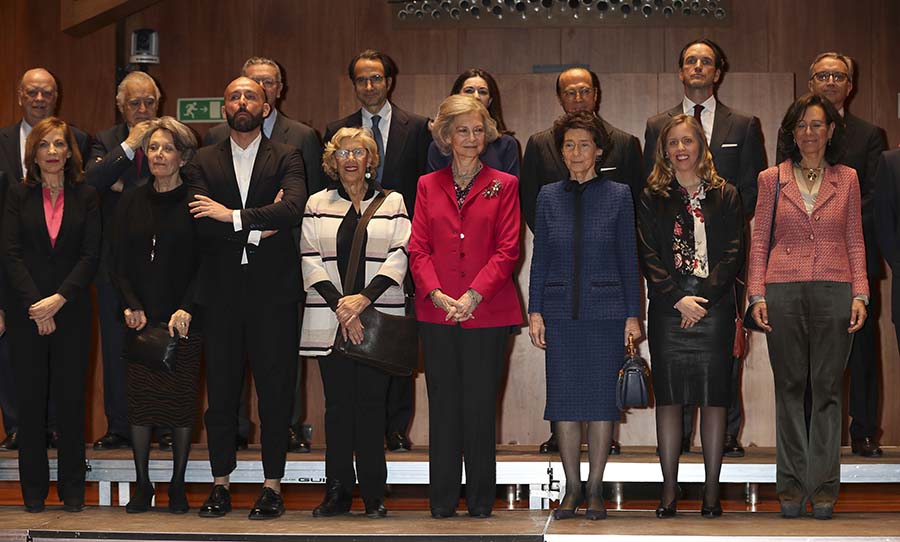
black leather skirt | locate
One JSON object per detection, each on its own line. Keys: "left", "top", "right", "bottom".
{"left": 648, "top": 275, "right": 734, "bottom": 407}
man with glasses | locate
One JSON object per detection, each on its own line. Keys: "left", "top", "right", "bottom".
{"left": 520, "top": 66, "right": 642, "bottom": 455}
{"left": 324, "top": 49, "right": 431, "bottom": 453}
{"left": 643, "top": 39, "right": 766, "bottom": 459}
{"left": 0, "top": 68, "right": 91, "bottom": 452}
{"left": 205, "top": 56, "right": 325, "bottom": 454}
{"left": 786, "top": 51, "right": 887, "bottom": 458}
{"left": 86, "top": 70, "right": 161, "bottom": 452}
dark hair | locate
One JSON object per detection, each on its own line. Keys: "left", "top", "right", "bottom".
{"left": 678, "top": 38, "right": 726, "bottom": 71}
{"left": 552, "top": 111, "right": 612, "bottom": 167}
{"left": 23, "top": 117, "right": 84, "bottom": 187}
{"left": 450, "top": 68, "right": 511, "bottom": 134}
{"left": 555, "top": 67, "right": 600, "bottom": 99}
{"left": 776, "top": 93, "right": 845, "bottom": 166}
{"left": 348, "top": 49, "right": 398, "bottom": 82}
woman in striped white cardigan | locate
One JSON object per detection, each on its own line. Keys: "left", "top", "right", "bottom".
{"left": 299, "top": 127, "right": 411, "bottom": 518}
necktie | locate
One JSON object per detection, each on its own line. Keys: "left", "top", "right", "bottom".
{"left": 693, "top": 104, "right": 704, "bottom": 131}
{"left": 371, "top": 115, "right": 385, "bottom": 185}
{"left": 134, "top": 147, "right": 145, "bottom": 177}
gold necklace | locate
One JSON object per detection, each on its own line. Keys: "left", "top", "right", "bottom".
{"left": 800, "top": 164, "right": 824, "bottom": 193}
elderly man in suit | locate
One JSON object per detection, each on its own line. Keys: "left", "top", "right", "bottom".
{"left": 643, "top": 39, "right": 767, "bottom": 458}
{"left": 324, "top": 49, "right": 431, "bottom": 453}
{"left": 778, "top": 52, "right": 887, "bottom": 457}
{"left": 0, "top": 68, "right": 91, "bottom": 452}
{"left": 85, "top": 71, "right": 160, "bottom": 452}
{"left": 520, "top": 66, "right": 642, "bottom": 454}
{"left": 184, "top": 77, "right": 307, "bottom": 519}
{"left": 206, "top": 56, "right": 323, "bottom": 454}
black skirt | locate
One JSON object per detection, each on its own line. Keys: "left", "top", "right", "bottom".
{"left": 126, "top": 333, "right": 203, "bottom": 427}
{"left": 648, "top": 277, "right": 734, "bottom": 407}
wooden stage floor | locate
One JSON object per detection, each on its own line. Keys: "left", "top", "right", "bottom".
{"left": 2, "top": 507, "right": 900, "bottom": 542}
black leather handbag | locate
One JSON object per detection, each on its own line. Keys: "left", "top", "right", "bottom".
{"left": 744, "top": 170, "right": 781, "bottom": 333}
{"left": 123, "top": 322, "right": 179, "bottom": 373}
{"left": 616, "top": 333, "right": 651, "bottom": 409}
{"left": 332, "top": 192, "right": 419, "bottom": 377}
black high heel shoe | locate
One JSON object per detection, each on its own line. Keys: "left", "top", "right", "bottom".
{"left": 655, "top": 484, "right": 681, "bottom": 518}
{"left": 553, "top": 492, "right": 583, "bottom": 520}
{"left": 701, "top": 484, "right": 722, "bottom": 518}
{"left": 126, "top": 483, "right": 154, "bottom": 514}
{"left": 584, "top": 494, "right": 607, "bottom": 521}
{"left": 168, "top": 483, "right": 189, "bottom": 514}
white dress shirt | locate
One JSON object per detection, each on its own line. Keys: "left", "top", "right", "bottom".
{"left": 230, "top": 132, "right": 263, "bottom": 264}
{"left": 682, "top": 95, "right": 717, "bottom": 144}
{"left": 19, "top": 120, "right": 32, "bottom": 177}
{"left": 361, "top": 101, "right": 392, "bottom": 152}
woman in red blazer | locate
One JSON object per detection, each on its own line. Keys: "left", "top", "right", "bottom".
{"left": 747, "top": 94, "right": 867, "bottom": 520}
{"left": 408, "top": 95, "right": 521, "bottom": 519}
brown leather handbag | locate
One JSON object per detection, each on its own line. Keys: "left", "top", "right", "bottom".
{"left": 332, "top": 192, "right": 419, "bottom": 376}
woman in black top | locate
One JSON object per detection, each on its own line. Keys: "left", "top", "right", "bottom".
{"left": 110, "top": 117, "right": 200, "bottom": 514}
{"left": 3, "top": 117, "right": 100, "bottom": 513}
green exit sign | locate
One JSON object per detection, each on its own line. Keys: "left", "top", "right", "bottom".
{"left": 177, "top": 97, "right": 224, "bottom": 123}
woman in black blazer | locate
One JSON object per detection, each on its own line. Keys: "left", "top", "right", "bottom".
{"left": 637, "top": 115, "right": 744, "bottom": 518}
{"left": 2, "top": 117, "right": 100, "bottom": 513}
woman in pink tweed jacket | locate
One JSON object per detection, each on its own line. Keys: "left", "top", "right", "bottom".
{"left": 747, "top": 93, "right": 868, "bottom": 520}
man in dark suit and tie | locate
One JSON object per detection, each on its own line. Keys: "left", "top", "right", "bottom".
{"left": 0, "top": 68, "right": 91, "bottom": 451}
{"left": 184, "top": 77, "right": 307, "bottom": 519}
{"left": 205, "top": 56, "right": 323, "bottom": 454}
{"left": 324, "top": 49, "right": 431, "bottom": 452}
{"left": 85, "top": 71, "right": 160, "bottom": 451}
{"left": 521, "top": 66, "right": 642, "bottom": 454}
{"left": 643, "top": 39, "right": 767, "bottom": 458}
{"left": 795, "top": 52, "right": 887, "bottom": 457}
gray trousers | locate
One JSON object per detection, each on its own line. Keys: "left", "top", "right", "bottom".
{"left": 765, "top": 281, "right": 854, "bottom": 506}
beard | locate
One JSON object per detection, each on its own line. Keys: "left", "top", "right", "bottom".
{"left": 226, "top": 107, "right": 264, "bottom": 133}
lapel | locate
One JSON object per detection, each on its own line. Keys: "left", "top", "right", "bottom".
{"left": 247, "top": 136, "right": 272, "bottom": 205}
{"left": 25, "top": 185, "right": 54, "bottom": 252}
{"left": 52, "top": 185, "right": 73, "bottom": 253}
{"left": 709, "top": 103, "right": 732, "bottom": 152}
{"left": 546, "top": 128, "right": 568, "bottom": 176}
{"left": 666, "top": 104, "right": 681, "bottom": 119}
{"left": 383, "top": 104, "right": 409, "bottom": 180}
{"left": 0, "top": 122, "right": 24, "bottom": 180}
{"left": 813, "top": 165, "right": 840, "bottom": 211}
{"left": 777, "top": 160, "right": 808, "bottom": 214}
{"left": 436, "top": 167, "right": 457, "bottom": 207}
{"left": 348, "top": 110, "right": 363, "bottom": 129}
{"left": 271, "top": 110, "right": 288, "bottom": 144}
{"left": 216, "top": 139, "right": 243, "bottom": 208}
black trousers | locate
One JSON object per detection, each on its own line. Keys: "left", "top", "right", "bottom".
{"left": 421, "top": 323, "right": 508, "bottom": 514}
{"left": 319, "top": 352, "right": 390, "bottom": 502}
{"left": 766, "top": 282, "right": 853, "bottom": 506}
{"left": 203, "top": 298, "right": 297, "bottom": 480}
{"left": 0, "top": 334, "right": 16, "bottom": 434}
{"left": 9, "top": 309, "right": 90, "bottom": 506}
{"left": 847, "top": 278, "right": 879, "bottom": 440}
{"left": 385, "top": 374, "right": 413, "bottom": 437}
{"left": 96, "top": 278, "right": 129, "bottom": 436}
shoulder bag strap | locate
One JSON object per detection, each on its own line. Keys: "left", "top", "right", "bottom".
{"left": 342, "top": 192, "right": 388, "bottom": 293}
{"left": 768, "top": 168, "right": 781, "bottom": 258}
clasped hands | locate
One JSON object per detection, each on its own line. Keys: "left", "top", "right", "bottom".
{"left": 675, "top": 295, "right": 708, "bottom": 329}
{"left": 29, "top": 293, "right": 66, "bottom": 336}
{"left": 336, "top": 294, "right": 370, "bottom": 345}
{"left": 430, "top": 288, "right": 481, "bottom": 323}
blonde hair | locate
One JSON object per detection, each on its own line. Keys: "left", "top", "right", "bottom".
{"left": 431, "top": 95, "right": 499, "bottom": 155}
{"left": 322, "top": 127, "right": 380, "bottom": 181}
{"left": 141, "top": 116, "right": 198, "bottom": 163}
{"left": 647, "top": 114, "right": 724, "bottom": 196}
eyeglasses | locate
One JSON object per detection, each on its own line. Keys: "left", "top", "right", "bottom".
{"left": 795, "top": 121, "right": 828, "bottom": 132}
{"left": 126, "top": 97, "right": 157, "bottom": 110}
{"left": 23, "top": 88, "right": 57, "bottom": 100}
{"left": 562, "top": 87, "right": 595, "bottom": 99}
{"left": 252, "top": 78, "right": 279, "bottom": 88}
{"left": 812, "top": 71, "right": 849, "bottom": 83}
{"left": 354, "top": 75, "right": 385, "bottom": 87}
{"left": 334, "top": 148, "right": 368, "bottom": 160}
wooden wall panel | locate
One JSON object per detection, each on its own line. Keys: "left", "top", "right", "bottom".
{"left": 562, "top": 26, "right": 666, "bottom": 74}
{"left": 458, "top": 28, "right": 562, "bottom": 75}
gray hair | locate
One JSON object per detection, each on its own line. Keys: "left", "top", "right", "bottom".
{"left": 809, "top": 51, "right": 855, "bottom": 81}
{"left": 141, "top": 116, "right": 198, "bottom": 163}
{"left": 242, "top": 56, "right": 283, "bottom": 84}
{"left": 115, "top": 71, "right": 161, "bottom": 110}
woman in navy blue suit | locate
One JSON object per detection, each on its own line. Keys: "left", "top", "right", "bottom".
{"left": 638, "top": 115, "right": 744, "bottom": 518}
{"left": 528, "top": 111, "right": 641, "bottom": 520}
{"left": 426, "top": 68, "right": 519, "bottom": 176}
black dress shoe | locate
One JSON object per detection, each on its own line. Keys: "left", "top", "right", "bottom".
{"left": 312, "top": 479, "right": 353, "bottom": 517}
{"left": 468, "top": 508, "right": 492, "bottom": 518}
{"left": 430, "top": 508, "right": 457, "bottom": 518}
{"left": 386, "top": 432, "right": 411, "bottom": 452}
{"left": 722, "top": 434, "right": 745, "bottom": 458}
{"left": 609, "top": 440, "right": 621, "bottom": 456}
{"left": 48, "top": 432, "right": 60, "bottom": 449}
{"left": 553, "top": 493, "right": 583, "bottom": 520}
{"left": 585, "top": 494, "right": 607, "bottom": 520}
{"left": 701, "top": 500, "right": 723, "bottom": 518}
{"left": 539, "top": 433, "right": 558, "bottom": 454}
{"left": 779, "top": 499, "right": 803, "bottom": 518}
{"left": 655, "top": 485, "right": 681, "bottom": 518}
{"left": 812, "top": 502, "right": 834, "bottom": 520}
{"left": 63, "top": 501, "right": 86, "bottom": 513}
{"left": 168, "top": 483, "right": 189, "bottom": 514}
{"left": 249, "top": 487, "right": 285, "bottom": 520}
{"left": 364, "top": 500, "right": 388, "bottom": 518}
{"left": 235, "top": 435, "right": 249, "bottom": 451}
{"left": 199, "top": 484, "right": 231, "bottom": 518}
{"left": 24, "top": 501, "right": 45, "bottom": 513}
{"left": 158, "top": 433, "right": 173, "bottom": 451}
{"left": 851, "top": 437, "right": 883, "bottom": 458}
{"left": 288, "top": 428, "right": 311, "bottom": 453}
{"left": 93, "top": 432, "right": 131, "bottom": 450}
{"left": 0, "top": 432, "right": 17, "bottom": 451}
{"left": 126, "top": 483, "right": 154, "bottom": 513}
